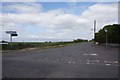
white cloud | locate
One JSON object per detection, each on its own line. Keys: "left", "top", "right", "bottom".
{"left": 81, "top": 3, "right": 118, "bottom": 31}
{"left": 81, "top": 3, "right": 118, "bottom": 19}
{"left": 1, "top": 2, "right": 118, "bottom": 42}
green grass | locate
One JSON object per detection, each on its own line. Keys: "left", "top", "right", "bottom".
{"left": 1, "top": 42, "right": 75, "bottom": 50}
{"left": 1, "top": 39, "right": 88, "bottom": 51}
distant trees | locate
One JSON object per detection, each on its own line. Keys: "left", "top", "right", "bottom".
{"left": 73, "top": 39, "right": 88, "bottom": 43}
{"left": 95, "top": 24, "right": 120, "bottom": 44}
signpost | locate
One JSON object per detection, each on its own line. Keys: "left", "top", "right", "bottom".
{"left": 6, "top": 31, "right": 17, "bottom": 34}
{"left": 6, "top": 31, "right": 18, "bottom": 43}
{"left": 11, "top": 34, "right": 18, "bottom": 36}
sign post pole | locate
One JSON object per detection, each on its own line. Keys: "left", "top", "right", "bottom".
{"left": 6, "top": 31, "right": 18, "bottom": 43}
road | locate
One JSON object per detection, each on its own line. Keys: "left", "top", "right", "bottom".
{"left": 2, "top": 42, "right": 119, "bottom": 78}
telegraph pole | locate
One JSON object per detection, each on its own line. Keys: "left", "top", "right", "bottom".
{"left": 10, "top": 34, "right": 12, "bottom": 43}
{"left": 94, "top": 20, "right": 96, "bottom": 44}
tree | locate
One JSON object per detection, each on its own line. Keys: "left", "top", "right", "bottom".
{"left": 95, "top": 24, "right": 120, "bottom": 44}
{"left": 73, "top": 39, "right": 88, "bottom": 43}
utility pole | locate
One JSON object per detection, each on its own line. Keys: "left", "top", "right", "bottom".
{"left": 118, "top": 1, "right": 120, "bottom": 73}
{"left": 94, "top": 20, "right": 96, "bottom": 44}
{"left": 10, "top": 34, "right": 12, "bottom": 43}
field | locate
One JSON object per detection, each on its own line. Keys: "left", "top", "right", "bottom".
{"left": 1, "top": 41, "right": 76, "bottom": 50}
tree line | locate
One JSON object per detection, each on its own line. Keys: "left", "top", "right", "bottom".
{"left": 95, "top": 24, "right": 120, "bottom": 44}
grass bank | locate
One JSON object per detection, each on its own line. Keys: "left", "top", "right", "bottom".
{"left": 1, "top": 39, "right": 88, "bottom": 51}
{"left": 1, "top": 42, "right": 75, "bottom": 51}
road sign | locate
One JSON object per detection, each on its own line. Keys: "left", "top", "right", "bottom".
{"left": 6, "top": 31, "right": 17, "bottom": 34}
{"left": 11, "top": 34, "right": 18, "bottom": 36}
{"left": 6, "top": 31, "right": 18, "bottom": 42}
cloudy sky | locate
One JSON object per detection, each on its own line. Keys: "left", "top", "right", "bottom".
{"left": 1, "top": 2, "right": 118, "bottom": 42}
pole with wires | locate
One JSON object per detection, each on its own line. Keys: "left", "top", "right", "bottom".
{"left": 94, "top": 20, "right": 96, "bottom": 44}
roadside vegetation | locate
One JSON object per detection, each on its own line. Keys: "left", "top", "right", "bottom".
{"left": 1, "top": 39, "right": 88, "bottom": 50}
{"left": 95, "top": 24, "right": 120, "bottom": 44}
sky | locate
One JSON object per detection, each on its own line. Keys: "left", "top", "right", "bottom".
{"left": 0, "top": 1, "right": 118, "bottom": 42}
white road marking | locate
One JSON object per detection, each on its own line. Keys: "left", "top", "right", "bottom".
{"left": 84, "top": 53, "right": 98, "bottom": 56}
{"left": 68, "top": 61, "right": 71, "bottom": 63}
{"left": 105, "top": 64, "right": 111, "bottom": 66}
{"left": 87, "top": 63, "right": 89, "bottom": 64}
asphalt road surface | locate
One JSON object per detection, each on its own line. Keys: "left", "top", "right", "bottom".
{"left": 2, "top": 42, "right": 119, "bottom": 78}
